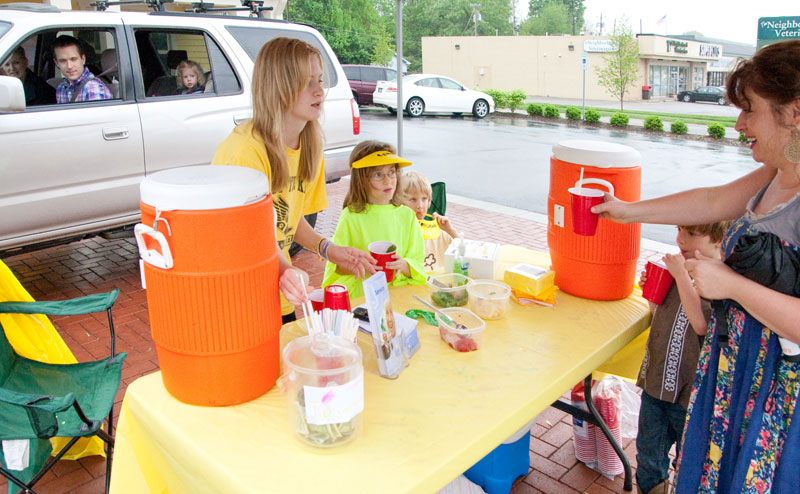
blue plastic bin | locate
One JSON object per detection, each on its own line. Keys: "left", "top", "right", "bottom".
{"left": 464, "top": 424, "right": 532, "bottom": 494}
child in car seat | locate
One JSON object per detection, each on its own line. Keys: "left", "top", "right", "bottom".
{"left": 322, "top": 140, "right": 426, "bottom": 299}
{"left": 176, "top": 60, "right": 206, "bottom": 94}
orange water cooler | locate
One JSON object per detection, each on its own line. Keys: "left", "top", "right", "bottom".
{"left": 547, "top": 140, "right": 642, "bottom": 300}
{"left": 135, "top": 165, "right": 280, "bottom": 406}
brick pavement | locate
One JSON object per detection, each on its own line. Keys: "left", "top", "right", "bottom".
{"left": 0, "top": 178, "right": 671, "bottom": 494}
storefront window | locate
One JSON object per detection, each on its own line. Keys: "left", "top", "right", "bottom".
{"left": 693, "top": 67, "right": 704, "bottom": 90}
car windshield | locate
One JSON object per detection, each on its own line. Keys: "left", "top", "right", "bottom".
{"left": 0, "top": 21, "right": 11, "bottom": 40}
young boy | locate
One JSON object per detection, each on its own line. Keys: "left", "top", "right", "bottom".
{"left": 398, "top": 171, "right": 460, "bottom": 273}
{"left": 635, "top": 221, "right": 730, "bottom": 494}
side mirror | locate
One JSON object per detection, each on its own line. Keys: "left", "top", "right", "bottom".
{"left": 0, "top": 76, "right": 26, "bottom": 112}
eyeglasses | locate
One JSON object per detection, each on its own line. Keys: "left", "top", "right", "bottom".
{"left": 369, "top": 168, "right": 397, "bottom": 182}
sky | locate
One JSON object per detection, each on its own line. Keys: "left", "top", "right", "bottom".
{"left": 518, "top": 0, "right": 798, "bottom": 46}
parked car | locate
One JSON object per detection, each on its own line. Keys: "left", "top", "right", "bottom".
{"left": 342, "top": 64, "right": 396, "bottom": 106}
{"left": 373, "top": 74, "right": 494, "bottom": 118}
{"left": 0, "top": 4, "right": 360, "bottom": 254}
{"left": 676, "top": 86, "right": 728, "bottom": 105}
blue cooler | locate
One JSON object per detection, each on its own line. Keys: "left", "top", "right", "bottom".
{"left": 464, "top": 421, "right": 534, "bottom": 493}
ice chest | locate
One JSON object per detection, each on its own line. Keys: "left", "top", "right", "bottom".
{"left": 444, "top": 239, "right": 499, "bottom": 279}
{"left": 547, "top": 140, "right": 641, "bottom": 300}
{"left": 464, "top": 420, "right": 534, "bottom": 494}
{"left": 136, "top": 165, "right": 281, "bottom": 406}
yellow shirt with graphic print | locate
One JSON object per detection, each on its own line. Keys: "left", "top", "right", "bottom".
{"left": 212, "top": 121, "right": 328, "bottom": 315}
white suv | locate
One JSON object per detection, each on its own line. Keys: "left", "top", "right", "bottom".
{"left": 0, "top": 4, "right": 360, "bottom": 253}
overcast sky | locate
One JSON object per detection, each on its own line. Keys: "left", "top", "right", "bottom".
{"left": 515, "top": 0, "right": 798, "bottom": 46}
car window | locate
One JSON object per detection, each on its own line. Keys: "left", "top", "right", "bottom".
{"left": 362, "top": 67, "right": 384, "bottom": 83}
{"left": 0, "top": 21, "right": 10, "bottom": 39}
{"left": 134, "top": 29, "right": 239, "bottom": 98}
{"left": 226, "top": 26, "right": 338, "bottom": 87}
{"left": 386, "top": 68, "right": 397, "bottom": 82}
{"left": 416, "top": 78, "right": 440, "bottom": 88}
{"left": 343, "top": 65, "right": 360, "bottom": 80}
{"left": 1, "top": 27, "right": 119, "bottom": 110}
{"left": 697, "top": 87, "right": 708, "bottom": 93}
{"left": 438, "top": 78, "right": 461, "bottom": 90}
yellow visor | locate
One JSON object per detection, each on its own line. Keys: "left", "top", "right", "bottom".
{"left": 351, "top": 150, "right": 412, "bottom": 169}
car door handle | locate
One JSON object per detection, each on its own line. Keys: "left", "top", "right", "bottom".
{"left": 103, "top": 127, "right": 129, "bottom": 140}
{"left": 233, "top": 114, "right": 251, "bottom": 125}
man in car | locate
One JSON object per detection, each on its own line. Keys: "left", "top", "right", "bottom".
{"left": 53, "top": 35, "right": 112, "bottom": 103}
{"left": 2, "top": 47, "right": 56, "bottom": 106}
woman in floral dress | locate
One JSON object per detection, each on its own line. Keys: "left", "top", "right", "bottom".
{"left": 593, "top": 39, "right": 800, "bottom": 493}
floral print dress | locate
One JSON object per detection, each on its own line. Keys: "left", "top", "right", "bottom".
{"left": 674, "top": 217, "right": 800, "bottom": 493}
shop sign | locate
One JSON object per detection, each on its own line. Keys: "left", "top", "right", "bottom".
{"left": 698, "top": 44, "right": 720, "bottom": 58}
{"left": 583, "top": 39, "right": 615, "bottom": 53}
{"left": 758, "top": 16, "right": 800, "bottom": 48}
{"left": 666, "top": 40, "right": 688, "bottom": 54}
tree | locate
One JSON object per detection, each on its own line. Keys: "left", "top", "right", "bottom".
{"left": 595, "top": 21, "right": 639, "bottom": 111}
{"left": 519, "top": 2, "right": 570, "bottom": 35}
{"left": 527, "top": 0, "right": 584, "bottom": 34}
{"left": 288, "top": 0, "right": 393, "bottom": 65}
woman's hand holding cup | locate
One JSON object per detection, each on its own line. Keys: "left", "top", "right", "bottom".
{"left": 590, "top": 193, "right": 634, "bottom": 224}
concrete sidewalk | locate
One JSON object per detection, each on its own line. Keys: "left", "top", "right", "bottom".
{"left": 1, "top": 178, "right": 672, "bottom": 494}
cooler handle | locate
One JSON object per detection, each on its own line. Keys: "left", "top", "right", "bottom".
{"left": 574, "top": 178, "right": 614, "bottom": 196}
{"left": 134, "top": 224, "right": 174, "bottom": 270}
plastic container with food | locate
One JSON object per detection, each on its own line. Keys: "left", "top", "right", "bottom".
{"left": 435, "top": 307, "right": 485, "bottom": 352}
{"left": 427, "top": 273, "right": 470, "bottom": 308}
{"left": 467, "top": 280, "right": 512, "bottom": 320}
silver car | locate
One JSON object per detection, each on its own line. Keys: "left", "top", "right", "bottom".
{"left": 0, "top": 5, "right": 360, "bottom": 253}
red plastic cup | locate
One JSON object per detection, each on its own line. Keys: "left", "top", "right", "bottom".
{"left": 569, "top": 187, "right": 605, "bottom": 236}
{"left": 323, "top": 284, "right": 351, "bottom": 311}
{"left": 368, "top": 241, "right": 397, "bottom": 283}
{"left": 309, "top": 289, "right": 324, "bottom": 312}
{"left": 642, "top": 261, "right": 674, "bottom": 305}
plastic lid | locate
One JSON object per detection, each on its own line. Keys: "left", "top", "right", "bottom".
{"left": 140, "top": 165, "right": 269, "bottom": 211}
{"left": 552, "top": 140, "right": 641, "bottom": 168}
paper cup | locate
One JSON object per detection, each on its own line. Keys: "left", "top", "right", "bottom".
{"left": 642, "top": 261, "right": 674, "bottom": 305}
{"left": 569, "top": 187, "right": 605, "bottom": 236}
{"left": 309, "top": 289, "right": 325, "bottom": 312}
{"left": 368, "top": 241, "right": 396, "bottom": 283}
{"left": 324, "top": 284, "right": 351, "bottom": 311}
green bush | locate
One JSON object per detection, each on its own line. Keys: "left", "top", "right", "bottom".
{"left": 584, "top": 109, "right": 600, "bottom": 123}
{"left": 609, "top": 112, "right": 629, "bottom": 127}
{"left": 708, "top": 122, "right": 726, "bottom": 139}
{"left": 739, "top": 131, "right": 749, "bottom": 143}
{"left": 565, "top": 106, "right": 582, "bottom": 120}
{"left": 526, "top": 103, "right": 544, "bottom": 117}
{"left": 671, "top": 120, "right": 689, "bottom": 135}
{"left": 643, "top": 116, "right": 663, "bottom": 132}
{"left": 485, "top": 89, "right": 508, "bottom": 110}
{"left": 507, "top": 89, "right": 527, "bottom": 112}
{"left": 544, "top": 105, "right": 560, "bottom": 119}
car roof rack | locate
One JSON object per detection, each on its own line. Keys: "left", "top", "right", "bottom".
{"left": 184, "top": 0, "right": 272, "bottom": 17}
{"left": 91, "top": 0, "right": 173, "bottom": 11}
{"left": 0, "top": 2, "right": 61, "bottom": 12}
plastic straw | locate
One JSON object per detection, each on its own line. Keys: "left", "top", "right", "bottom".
{"left": 579, "top": 167, "right": 585, "bottom": 191}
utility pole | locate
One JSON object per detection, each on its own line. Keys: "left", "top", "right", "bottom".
{"left": 471, "top": 4, "right": 479, "bottom": 36}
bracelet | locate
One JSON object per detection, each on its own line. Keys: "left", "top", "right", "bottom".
{"left": 320, "top": 240, "right": 332, "bottom": 261}
{"left": 315, "top": 237, "right": 327, "bottom": 257}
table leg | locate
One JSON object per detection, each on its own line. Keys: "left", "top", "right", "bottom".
{"left": 551, "top": 375, "right": 632, "bottom": 492}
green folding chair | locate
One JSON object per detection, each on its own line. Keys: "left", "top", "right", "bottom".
{"left": 427, "top": 181, "right": 447, "bottom": 216}
{"left": 0, "top": 290, "right": 126, "bottom": 494}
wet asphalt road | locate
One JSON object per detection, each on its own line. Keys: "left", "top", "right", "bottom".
{"left": 358, "top": 111, "right": 758, "bottom": 245}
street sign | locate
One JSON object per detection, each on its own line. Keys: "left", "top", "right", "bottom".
{"left": 581, "top": 52, "right": 587, "bottom": 71}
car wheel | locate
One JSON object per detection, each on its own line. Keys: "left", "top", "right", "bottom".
{"left": 717, "top": 97, "right": 727, "bottom": 105}
{"left": 406, "top": 97, "right": 425, "bottom": 117}
{"left": 472, "top": 99, "right": 489, "bottom": 118}
{"left": 387, "top": 107, "right": 397, "bottom": 115}
{"left": 682, "top": 94, "right": 692, "bottom": 102}
{"left": 289, "top": 213, "right": 317, "bottom": 257}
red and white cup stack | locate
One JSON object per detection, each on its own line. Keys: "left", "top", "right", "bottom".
{"left": 570, "top": 381, "right": 597, "bottom": 466}
{"left": 594, "top": 387, "right": 623, "bottom": 477}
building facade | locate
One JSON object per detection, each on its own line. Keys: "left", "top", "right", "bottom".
{"left": 422, "top": 34, "right": 731, "bottom": 102}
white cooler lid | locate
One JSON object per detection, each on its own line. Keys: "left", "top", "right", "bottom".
{"left": 140, "top": 165, "right": 269, "bottom": 211}
{"left": 552, "top": 140, "right": 641, "bottom": 168}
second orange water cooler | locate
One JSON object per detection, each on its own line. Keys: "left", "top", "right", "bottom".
{"left": 547, "top": 140, "right": 642, "bottom": 300}
{"left": 136, "top": 165, "right": 281, "bottom": 406}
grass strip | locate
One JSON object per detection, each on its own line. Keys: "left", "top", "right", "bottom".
{"left": 536, "top": 103, "right": 737, "bottom": 127}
